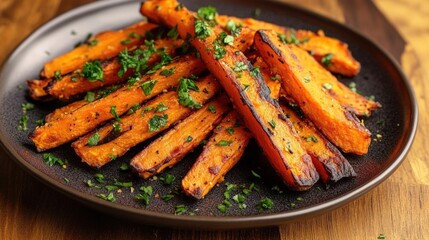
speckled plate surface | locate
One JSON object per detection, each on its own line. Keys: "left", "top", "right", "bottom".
{"left": 0, "top": 0, "right": 418, "bottom": 229}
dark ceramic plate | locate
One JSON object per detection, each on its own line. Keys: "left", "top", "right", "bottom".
{"left": 0, "top": 0, "right": 418, "bottom": 229}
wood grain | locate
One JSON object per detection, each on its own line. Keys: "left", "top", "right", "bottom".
{"left": 1, "top": 0, "right": 428, "bottom": 239}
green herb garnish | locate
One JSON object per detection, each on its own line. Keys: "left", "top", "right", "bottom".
{"left": 82, "top": 60, "right": 103, "bottom": 82}
{"left": 87, "top": 132, "right": 100, "bottom": 146}
{"left": 42, "top": 153, "right": 64, "bottom": 167}
{"left": 216, "top": 140, "right": 232, "bottom": 146}
{"left": 148, "top": 114, "right": 168, "bottom": 132}
{"left": 141, "top": 80, "right": 158, "bottom": 96}
{"left": 321, "top": 53, "right": 334, "bottom": 66}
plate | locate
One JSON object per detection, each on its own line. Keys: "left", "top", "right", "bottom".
{"left": 0, "top": 0, "right": 418, "bottom": 229}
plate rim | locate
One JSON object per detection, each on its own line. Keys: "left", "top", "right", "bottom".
{"left": 0, "top": 0, "right": 419, "bottom": 229}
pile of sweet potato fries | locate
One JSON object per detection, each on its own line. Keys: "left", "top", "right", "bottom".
{"left": 27, "top": 0, "right": 380, "bottom": 199}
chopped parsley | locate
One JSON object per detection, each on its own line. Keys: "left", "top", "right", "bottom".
{"left": 87, "top": 39, "right": 99, "bottom": 46}
{"left": 120, "top": 39, "right": 131, "bottom": 45}
{"left": 160, "top": 67, "right": 175, "bottom": 77}
{"left": 268, "top": 119, "right": 276, "bottom": 129}
{"left": 185, "top": 136, "right": 193, "bottom": 142}
{"left": 82, "top": 60, "right": 103, "bottom": 82}
{"left": 177, "top": 77, "right": 202, "bottom": 109}
{"left": 141, "top": 80, "right": 158, "bottom": 96}
{"left": 113, "top": 179, "right": 133, "bottom": 188}
{"left": 243, "top": 84, "right": 250, "bottom": 91}
{"left": 127, "top": 104, "right": 141, "bottom": 115}
{"left": 36, "top": 119, "right": 45, "bottom": 127}
{"left": 225, "top": 20, "right": 242, "bottom": 36}
{"left": 160, "top": 174, "right": 175, "bottom": 185}
{"left": 197, "top": 6, "right": 217, "bottom": 21}
{"left": 18, "top": 115, "right": 29, "bottom": 131}
{"left": 167, "top": 25, "right": 179, "bottom": 39}
{"left": 321, "top": 53, "right": 334, "bottom": 66}
{"left": 112, "top": 122, "right": 121, "bottom": 132}
{"left": 84, "top": 91, "right": 95, "bottom": 102}
{"left": 270, "top": 75, "right": 280, "bottom": 81}
{"left": 54, "top": 70, "right": 62, "bottom": 80}
{"left": 251, "top": 170, "right": 261, "bottom": 179}
{"left": 304, "top": 76, "right": 311, "bottom": 83}
{"left": 155, "top": 103, "right": 168, "bottom": 112}
{"left": 162, "top": 194, "right": 175, "bottom": 202}
{"left": 194, "top": 6, "right": 217, "bottom": 40}
{"left": 305, "top": 135, "right": 318, "bottom": 143}
{"left": 42, "top": 153, "right": 64, "bottom": 167}
{"left": 226, "top": 127, "right": 234, "bottom": 135}
{"left": 146, "top": 51, "right": 173, "bottom": 74}
{"left": 94, "top": 173, "right": 105, "bottom": 183}
{"left": 249, "top": 66, "right": 260, "bottom": 77}
{"left": 232, "top": 194, "right": 247, "bottom": 209}
{"left": 194, "top": 19, "right": 212, "bottom": 40}
{"left": 98, "top": 192, "right": 116, "bottom": 202}
{"left": 128, "top": 32, "right": 142, "bottom": 39}
{"left": 87, "top": 132, "right": 101, "bottom": 146}
{"left": 277, "top": 31, "right": 309, "bottom": 45}
{"left": 348, "top": 81, "right": 357, "bottom": 92}
{"left": 271, "top": 185, "right": 284, "bottom": 194}
{"left": 148, "top": 114, "right": 168, "bottom": 132}
{"left": 120, "top": 163, "right": 130, "bottom": 171}
{"left": 213, "top": 42, "right": 227, "bottom": 59}
{"left": 110, "top": 105, "right": 121, "bottom": 122}
{"left": 208, "top": 104, "right": 216, "bottom": 113}
{"left": 233, "top": 62, "right": 248, "bottom": 72}
{"left": 174, "top": 205, "right": 187, "bottom": 215}
{"left": 21, "top": 102, "right": 35, "bottom": 112}
{"left": 257, "top": 197, "right": 273, "bottom": 210}
{"left": 377, "top": 234, "right": 386, "bottom": 239}
{"left": 216, "top": 140, "right": 232, "bottom": 146}
{"left": 117, "top": 48, "right": 150, "bottom": 77}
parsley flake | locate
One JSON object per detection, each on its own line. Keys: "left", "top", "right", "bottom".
{"left": 148, "top": 114, "right": 168, "bottom": 132}
{"left": 82, "top": 60, "right": 103, "bottom": 82}
{"left": 321, "top": 53, "right": 334, "bottom": 66}
{"left": 141, "top": 80, "right": 158, "bottom": 96}
{"left": 87, "top": 132, "right": 100, "bottom": 146}
{"left": 216, "top": 140, "right": 232, "bottom": 146}
{"left": 42, "top": 153, "right": 64, "bottom": 167}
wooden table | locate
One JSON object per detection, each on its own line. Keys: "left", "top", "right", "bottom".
{"left": 1, "top": 0, "right": 427, "bottom": 239}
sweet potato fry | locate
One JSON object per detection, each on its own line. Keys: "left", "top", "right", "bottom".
{"left": 254, "top": 29, "right": 371, "bottom": 154}
{"left": 217, "top": 15, "right": 360, "bottom": 76}
{"left": 280, "top": 104, "right": 356, "bottom": 183}
{"left": 182, "top": 111, "right": 251, "bottom": 199}
{"left": 30, "top": 54, "right": 206, "bottom": 151}
{"left": 28, "top": 38, "right": 182, "bottom": 100}
{"left": 72, "top": 75, "right": 220, "bottom": 168}
{"left": 131, "top": 95, "right": 230, "bottom": 178}
{"left": 141, "top": 0, "right": 319, "bottom": 190}
{"left": 42, "top": 21, "right": 157, "bottom": 78}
